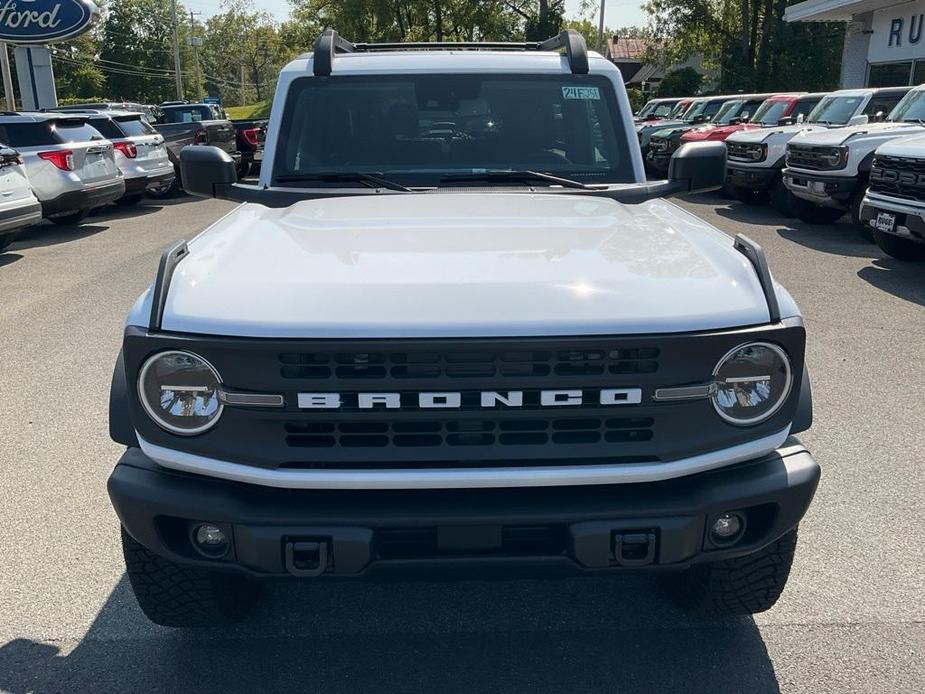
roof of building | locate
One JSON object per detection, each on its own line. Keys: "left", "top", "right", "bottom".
{"left": 609, "top": 36, "right": 650, "bottom": 61}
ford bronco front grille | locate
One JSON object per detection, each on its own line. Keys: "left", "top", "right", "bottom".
{"left": 868, "top": 154, "right": 925, "bottom": 202}
{"left": 123, "top": 327, "right": 806, "bottom": 472}
{"left": 727, "top": 141, "right": 761, "bottom": 163}
{"left": 786, "top": 145, "right": 842, "bottom": 171}
{"left": 279, "top": 348, "right": 660, "bottom": 380}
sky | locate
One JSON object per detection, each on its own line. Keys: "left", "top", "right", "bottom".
{"left": 186, "top": 0, "right": 648, "bottom": 31}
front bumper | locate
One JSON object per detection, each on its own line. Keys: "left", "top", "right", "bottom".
{"left": 40, "top": 179, "right": 126, "bottom": 217}
{"left": 782, "top": 168, "right": 857, "bottom": 208}
{"left": 859, "top": 191, "right": 925, "bottom": 246}
{"left": 109, "top": 440, "right": 819, "bottom": 579}
{"left": 726, "top": 164, "right": 778, "bottom": 191}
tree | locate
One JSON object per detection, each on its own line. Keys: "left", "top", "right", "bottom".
{"left": 49, "top": 32, "right": 106, "bottom": 100}
{"left": 643, "top": 0, "right": 843, "bottom": 92}
{"left": 98, "top": 0, "right": 197, "bottom": 103}
{"left": 656, "top": 66, "right": 703, "bottom": 97}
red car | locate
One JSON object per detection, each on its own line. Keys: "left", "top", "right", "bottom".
{"left": 680, "top": 92, "right": 826, "bottom": 144}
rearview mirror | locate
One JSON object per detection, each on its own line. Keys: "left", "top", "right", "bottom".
{"left": 667, "top": 141, "right": 726, "bottom": 194}
{"left": 180, "top": 145, "right": 237, "bottom": 198}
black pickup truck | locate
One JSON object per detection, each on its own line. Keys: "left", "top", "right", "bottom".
{"left": 232, "top": 119, "right": 267, "bottom": 177}
{"left": 151, "top": 103, "right": 241, "bottom": 195}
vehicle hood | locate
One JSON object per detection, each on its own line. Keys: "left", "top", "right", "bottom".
{"left": 153, "top": 193, "right": 779, "bottom": 338}
{"left": 790, "top": 121, "right": 924, "bottom": 146}
{"left": 728, "top": 123, "right": 829, "bottom": 145}
{"left": 637, "top": 119, "right": 686, "bottom": 134}
{"left": 681, "top": 123, "right": 748, "bottom": 141}
{"left": 651, "top": 124, "right": 695, "bottom": 139}
{"left": 875, "top": 131, "right": 925, "bottom": 156}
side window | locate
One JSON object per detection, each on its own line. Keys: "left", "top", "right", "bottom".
{"left": 864, "top": 95, "right": 901, "bottom": 117}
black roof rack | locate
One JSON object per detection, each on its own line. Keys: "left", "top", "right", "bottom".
{"left": 311, "top": 28, "right": 589, "bottom": 77}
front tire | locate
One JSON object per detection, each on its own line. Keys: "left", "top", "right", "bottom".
{"left": 790, "top": 196, "right": 844, "bottom": 224}
{"left": 873, "top": 230, "right": 925, "bottom": 261}
{"left": 121, "top": 527, "right": 258, "bottom": 627}
{"left": 732, "top": 185, "right": 768, "bottom": 205}
{"left": 669, "top": 529, "right": 798, "bottom": 615}
{"left": 769, "top": 176, "right": 795, "bottom": 216}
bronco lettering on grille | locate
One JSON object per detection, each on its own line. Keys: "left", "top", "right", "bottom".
{"left": 297, "top": 389, "right": 644, "bottom": 409}
{"left": 870, "top": 166, "right": 925, "bottom": 188}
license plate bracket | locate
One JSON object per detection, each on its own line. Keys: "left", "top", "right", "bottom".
{"left": 874, "top": 211, "right": 896, "bottom": 233}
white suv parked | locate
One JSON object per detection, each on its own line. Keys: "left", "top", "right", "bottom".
{"left": 725, "top": 87, "right": 910, "bottom": 214}
{"left": 0, "top": 113, "right": 124, "bottom": 225}
{"left": 0, "top": 145, "right": 41, "bottom": 252}
{"left": 76, "top": 111, "right": 175, "bottom": 205}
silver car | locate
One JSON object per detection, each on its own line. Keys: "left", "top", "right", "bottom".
{"left": 0, "top": 145, "right": 42, "bottom": 252}
{"left": 0, "top": 113, "right": 124, "bottom": 225}
{"left": 77, "top": 111, "right": 175, "bottom": 204}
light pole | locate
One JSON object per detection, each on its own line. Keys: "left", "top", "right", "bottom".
{"left": 170, "top": 0, "right": 183, "bottom": 100}
{"left": 597, "top": 0, "right": 607, "bottom": 54}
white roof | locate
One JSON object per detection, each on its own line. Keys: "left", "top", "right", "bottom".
{"left": 786, "top": 0, "right": 902, "bottom": 22}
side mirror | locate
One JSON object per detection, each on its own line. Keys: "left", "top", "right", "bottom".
{"left": 180, "top": 145, "right": 237, "bottom": 198}
{"left": 796, "top": 113, "right": 805, "bottom": 124}
{"left": 847, "top": 114, "right": 869, "bottom": 127}
{"left": 740, "top": 112, "right": 750, "bottom": 122}
{"left": 667, "top": 141, "right": 726, "bottom": 194}
{"left": 777, "top": 116, "right": 795, "bottom": 126}
{"left": 692, "top": 114, "right": 709, "bottom": 124}
{"left": 874, "top": 110, "right": 886, "bottom": 122}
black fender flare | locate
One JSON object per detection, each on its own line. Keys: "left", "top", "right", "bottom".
{"left": 791, "top": 367, "right": 813, "bottom": 434}
{"left": 110, "top": 349, "right": 139, "bottom": 447}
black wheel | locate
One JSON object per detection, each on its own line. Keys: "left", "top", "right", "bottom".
{"left": 789, "top": 196, "right": 844, "bottom": 224}
{"left": 115, "top": 194, "right": 144, "bottom": 207}
{"left": 769, "top": 176, "right": 795, "bottom": 217}
{"left": 873, "top": 230, "right": 925, "bottom": 261}
{"left": 732, "top": 186, "right": 769, "bottom": 205}
{"left": 668, "top": 529, "right": 798, "bottom": 615}
{"left": 121, "top": 527, "right": 258, "bottom": 627}
{"left": 49, "top": 210, "right": 88, "bottom": 226}
{"left": 850, "top": 188, "right": 874, "bottom": 242}
{"left": 0, "top": 235, "right": 14, "bottom": 252}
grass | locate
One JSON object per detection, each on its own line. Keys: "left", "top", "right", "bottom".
{"left": 225, "top": 101, "right": 271, "bottom": 120}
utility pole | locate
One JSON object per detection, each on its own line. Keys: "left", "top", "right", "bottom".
{"left": 0, "top": 43, "right": 14, "bottom": 111}
{"left": 240, "top": 64, "right": 246, "bottom": 106}
{"left": 597, "top": 0, "right": 607, "bottom": 55}
{"left": 170, "top": 0, "right": 183, "bottom": 100}
{"left": 188, "top": 10, "right": 202, "bottom": 100}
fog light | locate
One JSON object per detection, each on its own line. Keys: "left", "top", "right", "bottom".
{"left": 193, "top": 523, "right": 228, "bottom": 557}
{"left": 710, "top": 513, "right": 744, "bottom": 544}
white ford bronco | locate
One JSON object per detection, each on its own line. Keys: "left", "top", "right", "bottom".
{"left": 782, "top": 85, "right": 925, "bottom": 230}
{"left": 726, "top": 86, "right": 910, "bottom": 215}
{"left": 107, "top": 30, "right": 819, "bottom": 627}
{"left": 858, "top": 132, "right": 925, "bottom": 261}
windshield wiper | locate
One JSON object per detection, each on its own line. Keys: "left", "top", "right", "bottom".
{"left": 903, "top": 118, "right": 925, "bottom": 124}
{"left": 439, "top": 170, "right": 592, "bottom": 189}
{"left": 274, "top": 171, "right": 411, "bottom": 192}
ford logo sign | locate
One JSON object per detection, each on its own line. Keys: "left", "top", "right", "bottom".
{"left": 0, "top": 0, "right": 100, "bottom": 44}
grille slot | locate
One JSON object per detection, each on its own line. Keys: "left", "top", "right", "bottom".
{"left": 284, "top": 417, "right": 654, "bottom": 449}
{"left": 869, "top": 155, "right": 925, "bottom": 202}
{"left": 787, "top": 145, "right": 835, "bottom": 170}
{"left": 279, "top": 348, "right": 659, "bottom": 381}
{"left": 375, "top": 525, "right": 566, "bottom": 559}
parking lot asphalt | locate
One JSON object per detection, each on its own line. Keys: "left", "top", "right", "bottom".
{"left": 0, "top": 193, "right": 922, "bottom": 693}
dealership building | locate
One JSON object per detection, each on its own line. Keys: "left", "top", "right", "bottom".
{"left": 787, "top": 0, "right": 925, "bottom": 87}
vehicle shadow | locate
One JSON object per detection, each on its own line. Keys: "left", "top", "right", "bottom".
{"left": 89, "top": 204, "right": 163, "bottom": 221}
{"left": 857, "top": 257, "right": 925, "bottom": 308}
{"left": 773, "top": 222, "right": 879, "bottom": 259}
{"left": 0, "top": 251, "right": 22, "bottom": 267}
{"left": 9, "top": 223, "right": 111, "bottom": 251}
{"left": 0, "top": 573, "right": 782, "bottom": 693}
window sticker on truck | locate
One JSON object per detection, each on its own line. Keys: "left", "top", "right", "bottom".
{"left": 562, "top": 86, "right": 600, "bottom": 100}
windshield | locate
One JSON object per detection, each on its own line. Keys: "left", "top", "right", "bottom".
{"left": 712, "top": 100, "right": 744, "bottom": 124}
{"left": 751, "top": 99, "right": 791, "bottom": 125}
{"left": 637, "top": 100, "right": 660, "bottom": 118}
{"left": 667, "top": 100, "right": 689, "bottom": 118}
{"left": 807, "top": 95, "right": 864, "bottom": 124}
{"left": 887, "top": 89, "right": 925, "bottom": 122}
{"left": 274, "top": 74, "right": 634, "bottom": 186}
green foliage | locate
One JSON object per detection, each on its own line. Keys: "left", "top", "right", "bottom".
{"left": 643, "top": 0, "right": 843, "bottom": 92}
{"left": 625, "top": 85, "right": 645, "bottom": 112}
{"left": 49, "top": 33, "right": 106, "bottom": 100}
{"left": 656, "top": 66, "right": 703, "bottom": 97}
{"left": 225, "top": 101, "right": 271, "bottom": 119}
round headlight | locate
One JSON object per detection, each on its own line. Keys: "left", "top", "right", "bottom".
{"left": 712, "top": 342, "right": 792, "bottom": 425}
{"left": 138, "top": 350, "right": 223, "bottom": 435}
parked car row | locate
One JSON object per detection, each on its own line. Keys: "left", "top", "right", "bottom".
{"left": 0, "top": 100, "right": 267, "bottom": 253}
{"left": 637, "top": 85, "right": 925, "bottom": 261}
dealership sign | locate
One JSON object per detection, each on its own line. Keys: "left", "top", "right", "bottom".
{"left": 869, "top": 1, "right": 925, "bottom": 63}
{"left": 0, "top": 0, "right": 100, "bottom": 44}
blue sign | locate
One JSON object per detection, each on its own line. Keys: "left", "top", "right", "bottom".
{"left": 203, "top": 96, "right": 222, "bottom": 105}
{"left": 0, "top": 0, "right": 100, "bottom": 44}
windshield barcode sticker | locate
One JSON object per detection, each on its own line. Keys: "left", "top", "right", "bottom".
{"left": 562, "top": 86, "right": 600, "bottom": 100}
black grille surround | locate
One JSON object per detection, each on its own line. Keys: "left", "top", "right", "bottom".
{"left": 727, "top": 141, "right": 763, "bottom": 163}
{"left": 868, "top": 154, "right": 925, "bottom": 202}
{"left": 123, "top": 321, "right": 805, "bottom": 472}
{"left": 786, "top": 144, "right": 843, "bottom": 171}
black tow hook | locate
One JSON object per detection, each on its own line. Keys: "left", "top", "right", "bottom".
{"left": 285, "top": 540, "right": 330, "bottom": 577}
{"left": 612, "top": 531, "right": 657, "bottom": 566}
